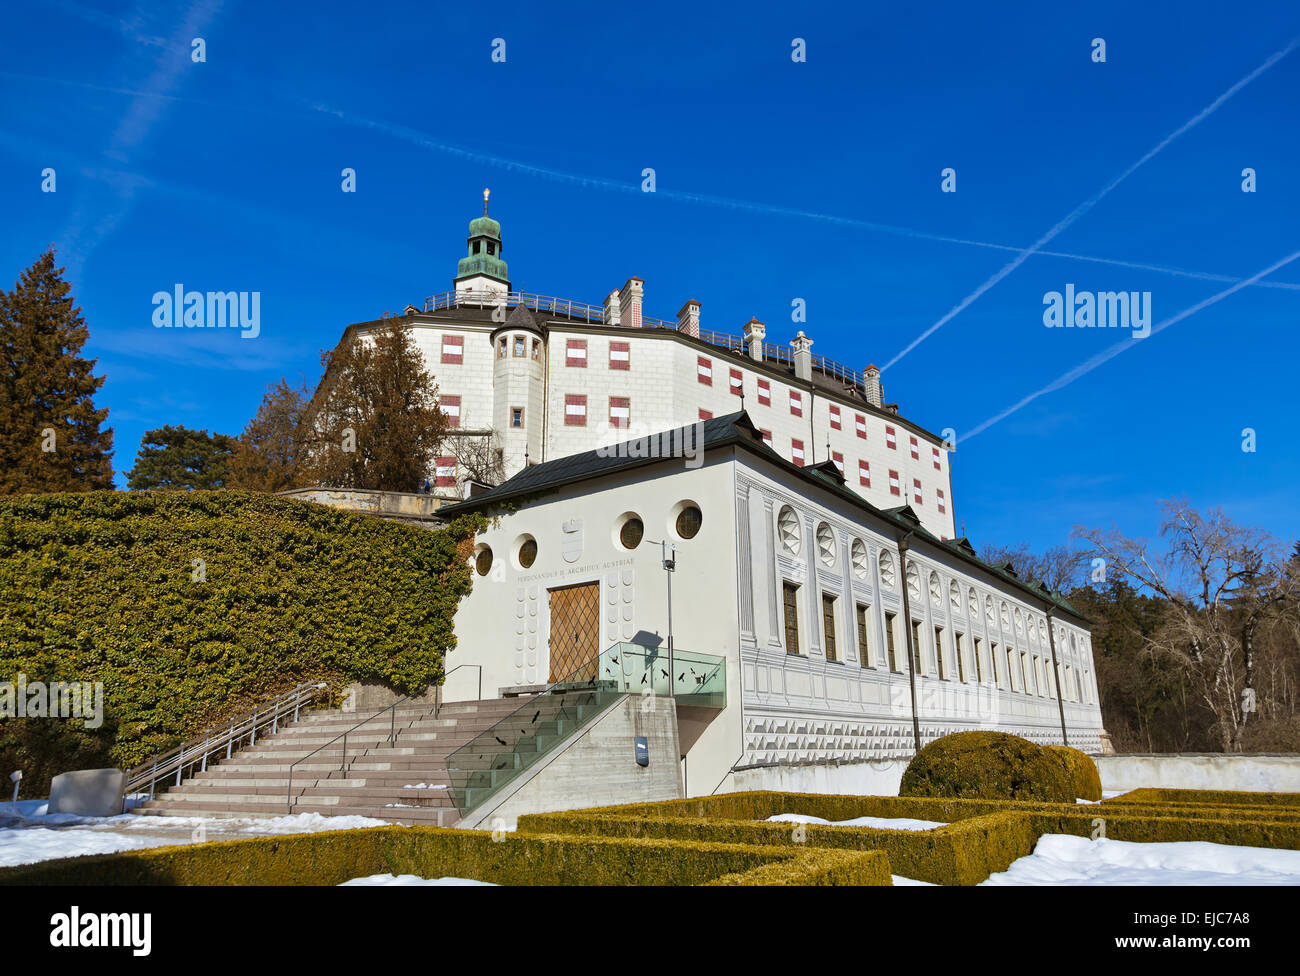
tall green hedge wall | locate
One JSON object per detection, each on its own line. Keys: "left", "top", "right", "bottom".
{"left": 0, "top": 491, "right": 484, "bottom": 792}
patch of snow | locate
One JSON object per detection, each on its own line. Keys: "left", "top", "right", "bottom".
{"left": 891, "top": 875, "right": 936, "bottom": 886}
{"left": 0, "top": 804, "right": 393, "bottom": 868}
{"left": 401, "top": 784, "right": 447, "bottom": 790}
{"left": 981, "top": 834, "right": 1300, "bottom": 886}
{"left": 339, "top": 873, "right": 496, "bottom": 886}
{"left": 766, "top": 812, "right": 947, "bottom": 832}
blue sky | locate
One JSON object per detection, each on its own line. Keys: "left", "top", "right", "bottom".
{"left": 2, "top": 0, "right": 1298, "bottom": 557}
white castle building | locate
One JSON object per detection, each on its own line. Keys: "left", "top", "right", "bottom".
{"left": 329, "top": 194, "right": 1107, "bottom": 807}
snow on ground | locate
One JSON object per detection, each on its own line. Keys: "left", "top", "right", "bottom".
{"left": 766, "top": 812, "right": 947, "bottom": 831}
{"left": 339, "top": 873, "right": 495, "bottom": 886}
{"left": 0, "top": 801, "right": 391, "bottom": 868}
{"left": 402, "top": 784, "right": 447, "bottom": 790}
{"left": 980, "top": 835, "right": 1300, "bottom": 886}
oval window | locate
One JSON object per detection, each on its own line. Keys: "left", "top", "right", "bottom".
{"left": 475, "top": 546, "right": 493, "bottom": 577}
{"left": 850, "top": 539, "right": 868, "bottom": 579}
{"left": 517, "top": 538, "right": 537, "bottom": 569}
{"left": 816, "top": 523, "right": 836, "bottom": 566}
{"left": 620, "top": 517, "right": 644, "bottom": 550}
{"left": 777, "top": 506, "right": 801, "bottom": 555}
{"left": 675, "top": 505, "right": 702, "bottom": 540}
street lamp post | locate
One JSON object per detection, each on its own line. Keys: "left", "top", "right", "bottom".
{"left": 648, "top": 539, "right": 678, "bottom": 697}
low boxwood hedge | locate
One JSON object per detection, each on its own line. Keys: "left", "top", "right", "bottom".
{"left": 0, "top": 824, "right": 891, "bottom": 887}
{"left": 1105, "top": 788, "right": 1300, "bottom": 809}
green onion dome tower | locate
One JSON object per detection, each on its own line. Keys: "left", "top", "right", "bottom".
{"left": 454, "top": 188, "right": 511, "bottom": 298}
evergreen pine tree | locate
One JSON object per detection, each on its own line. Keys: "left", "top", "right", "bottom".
{"left": 126, "top": 425, "right": 237, "bottom": 490}
{"left": 0, "top": 249, "right": 114, "bottom": 492}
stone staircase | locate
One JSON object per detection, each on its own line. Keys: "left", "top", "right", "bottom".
{"left": 135, "top": 697, "right": 531, "bottom": 826}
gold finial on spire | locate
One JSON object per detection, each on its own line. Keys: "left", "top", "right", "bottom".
{"left": 483, "top": 187, "right": 490, "bottom": 216}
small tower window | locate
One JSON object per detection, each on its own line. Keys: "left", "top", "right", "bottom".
{"left": 511, "top": 407, "right": 524, "bottom": 428}
{"left": 513, "top": 336, "right": 525, "bottom": 357}
{"left": 487, "top": 242, "right": 496, "bottom": 255}
{"left": 473, "top": 241, "right": 481, "bottom": 254}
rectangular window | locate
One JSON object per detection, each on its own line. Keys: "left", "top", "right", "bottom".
{"left": 564, "top": 393, "right": 587, "bottom": 426}
{"left": 855, "top": 413, "right": 867, "bottom": 439}
{"left": 439, "top": 394, "right": 461, "bottom": 428}
{"left": 831, "top": 450, "right": 843, "bottom": 475}
{"left": 913, "top": 479, "right": 923, "bottom": 505}
{"left": 933, "top": 446, "right": 942, "bottom": 471}
{"left": 566, "top": 338, "right": 587, "bottom": 367}
{"left": 513, "top": 335, "right": 525, "bottom": 358}
{"left": 910, "top": 435, "right": 919, "bottom": 460}
{"left": 698, "top": 408, "right": 713, "bottom": 420}
{"left": 697, "top": 356, "right": 712, "bottom": 385}
{"left": 970, "top": 635, "right": 982, "bottom": 683}
{"left": 934, "top": 626, "right": 945, "bottom": 679}
{"left": 822, "top": 594, "right": 838, "bottom": 662}
{"left": 987, "top": 639, "right": 998, "bottom": 686}
{"left": 608, "top": 340, "right": 629, "bottom": 369}
{"left": 829, "top": 405, "right": 841, "bottom": 430}
{"left": 955, "top": 633, "right": 965, "bottom": 682}
{"left": 729, "top": 368, "right": 743, "bottom": 396}
{"left": 885, "top": 612, "right": 898, "bottom": 671}
{"left": 757, "top": 378, "right": 771, "bottom": 406}
{"left": 435, "top": 456, "right": 456, "bottom": 487}
{"left": 1023, "top": 652, "right": 1033, "bottom": 695}
{"left": 885, "top": 425, "right": 897, "bottom": 450}
{"left": 858, "top": 460, "right": 871, "bottom": 487}
{"left": 889, "top": 470, "right": 900, "bottom": 496}
{"left": 911, "top": 620, "right": 924, "bottom": 675}
{"left": 510, "top": 406, "right": 524, "bottom": 429}
{"left": 937, "top": 488, "right": 946, "bottom": 515}
{"left": 609, "top": 396, "right": 630, "bottom": 429}
{"left": 497, "top": 338, "right": 506, "bottom": 359}
{"left": 761, "top": 428, "right": 773, "bottom": 447}
{"left": 1006, "top": 646, "right": 1017, "bottom": 691}
{"left": 783, "top": 582, "right": 801, "bottom": 655}
{"left": 856, "top": 604, "right": 871, "bottom": 668}
{"left": 440, "top": 334, "right": 464, "bottom": 365}
{"left": 789, "top": 391, "right": 803, "bottom": 417}
{"left": 531, "top": 338, "right": 541, "bottom": 360}
{"left": 791, "top": 439, "right": 805, "bottom": 466}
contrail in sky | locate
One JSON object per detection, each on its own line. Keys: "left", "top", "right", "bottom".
{"left": 959, "top": 248, "right": 1300, "bottom": 443}
{"left": 880, "top": 33, "right": 1300, "bottom": 373}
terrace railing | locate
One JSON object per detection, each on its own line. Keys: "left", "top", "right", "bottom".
{"left": 445, "top": 642, "right": 725, "bottom": 821}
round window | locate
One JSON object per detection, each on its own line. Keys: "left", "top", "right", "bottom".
{"left": 517, "top": 538, "right": 537, "bottom": 569}
{"left": 675, "top": 505, "right": 702, "bottom": 540}
{"left": 475, "top": 546, "right": 493, "bottom": 576}
{"left": 620, "top": 517, "right": 644, "bottom": 550}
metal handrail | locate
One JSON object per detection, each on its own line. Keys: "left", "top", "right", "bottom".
{"left": 439, "top": 664, "right": 482, "bottom": 707}
{"left": 123, "top": 681, "right": 329, "bottom": 806}
{"left": 285, "top": 691, "right": 426, "bottom": 813}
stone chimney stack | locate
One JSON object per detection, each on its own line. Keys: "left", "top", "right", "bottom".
{"left": 619, "top": 277, "right": 644, "bottom": 328}
{"left": 603, "top": 289, "right": 621, "bottom": 327}
{"left": 743, "top": 318, "right": 766, "bottom": 361}
{"left": 677, "top": 300, "right": 701, "bottom": 338}
{"left": 864, "top": 364, "right": 882, "bottom": 407}
{"left": 791, "top": 331, "right": 813, "bottom": 382}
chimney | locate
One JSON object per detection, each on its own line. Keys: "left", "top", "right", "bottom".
{"left": 603, "top": 289, "right": 621, "bottom": 327}
{"left": 791, "top": 331, "right": 813, "bottom": 382}
{"left": 677, "top": 300, "right": 700, "bottom": 338}
{"left": 864, "top": 363, "right": 882, "bottom": 407}
{"left": 619, "top": 277, "right": 643, "bottom": 328}
{"left": 743, "top": 318, "right": 766, "bottom": 361}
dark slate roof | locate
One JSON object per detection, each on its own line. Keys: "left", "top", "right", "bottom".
{"left": 441, "top": 410, "right": 1089, "bottom": 624}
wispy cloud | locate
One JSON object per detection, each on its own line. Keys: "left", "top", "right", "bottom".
{"left": 881, "top": 33, "right": 1300, "bottom": 372}
{"left": 960, "top": 247, "right": 1300, "bottom": 443}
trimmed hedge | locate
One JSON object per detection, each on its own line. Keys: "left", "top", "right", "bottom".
{"left": 1044, "top": 745, "right": 1103, "bottom": 801}
{"left": 900, "top": 731, "right": 1075, "bottom": 804}
{"left": 0, "top": 491, "right": 485, "bottom": 793}
{"left": 1105, "top": 788, "right": 1300, "bottom": 809}
{"left": 519, "top": 806, "right": 1035, "bottom": 886}
{"left": 0, "top": 825, "right": 891, "bottom": 887}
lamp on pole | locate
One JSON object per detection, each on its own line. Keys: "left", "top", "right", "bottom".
{"left": 647, "top": 539, "right": 677, "bottom": 697}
